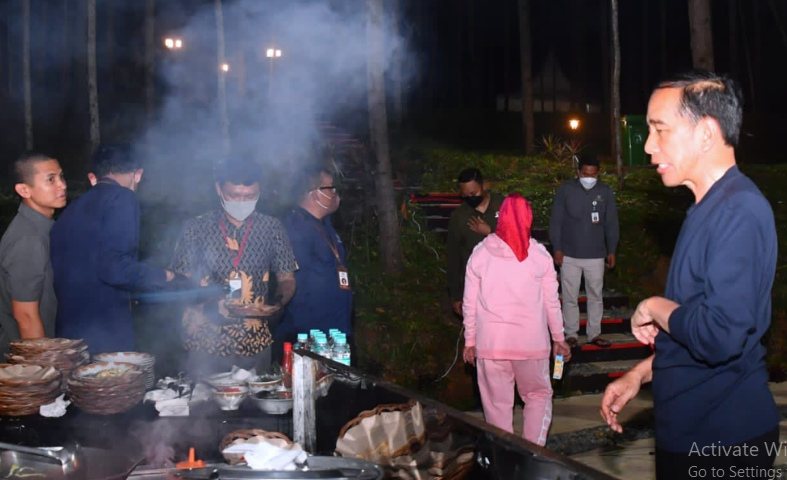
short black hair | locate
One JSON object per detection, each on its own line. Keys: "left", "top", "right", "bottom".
{"left": 294, "top": 166, "right": 331, "bottom": 200}
{"left": 214, "top": 158, "right": 262, "bottom": 186}
{"left": 655, "top": 70, "right": 744, "bottom": 147}
{"left": 577, "top": 154, "right": 600, "bottom": 169}
{"left": 91, "top": 144, "right": 140, "bottom": 179}
{"left": 14, "top": 151, "right": 55, "bottom": 185}
{"left": 458, "top": 168, "right": 483, "bottom": 184}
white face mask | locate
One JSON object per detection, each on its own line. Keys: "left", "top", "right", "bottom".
{"left": 220, "top": 191, "right": 258, "bottom": 222}
{"left": 315, "top": 188, "right": 340, "bottom": 214}
{"left": 579, "top": 177, "right": 597, "bottom": 190}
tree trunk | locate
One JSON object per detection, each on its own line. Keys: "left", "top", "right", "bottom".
{"left": 503, "top": 0, "right": 510, "bottom": 111}
{"left": 754, "top": 0, "right": 761, "bottom": 89}
{"left": 601, "top": 0, "right": 610, "bottom": 130}
{"left": 766, "top": 0, "right": 787, "bottom": 57}
{"left": 144, "top": 0, "right": 155, "bottom": 122}
{"left": 62, "top": 0, "right": 70, "bottom": 96}
{"left": 107, "top": 0, "right": 115, "bottom": 85}
{"left": 728, "top": 0, "right": 738, "bottom": 80}
{"left": 367, "top": 0, "right": 402, "bottom": 275}
{"left": 467, "top": 0, "right": 477, "bottom": 105}
{"left": 660, "top": 0, "right": 667, "bottom": 76}
{"left": 0, "top": 7, "right": 4, "bottom": 96}
{"left": 238, "top": 50, "right": 246, "bottom": 99}
{"left": 87, "top": 0, "right": 100, "bottom": 154}
{"left": 611, "top": 0, "right": 623, "bottom": 190}
{"left": 23, "top": 0, "right": 33, "bottom": 150}
{"left": 5, "top": 2, "right": 11, "bottom": 96}
{"left": 517, "top": 0, "right": 534, "bottom": 155}
{"left": 642, "top": 0, "right": 649, "bottom": 95}
{"left": 738, "top": 0, "right": 755, "bottom": 111}
{"left": 687, "top": 0, "right": 714, "bottom": 70}
{"left": 390, "top": 0, "right": 403, "bottom": 127}
{"left": 455, "top": 0, "right": 463, "bottom": 107}
{"left": 414, "top": 0, "right": 425, "bottom": 106}
{"left": 215, "top": 0, "right": 230, "bottom": 156}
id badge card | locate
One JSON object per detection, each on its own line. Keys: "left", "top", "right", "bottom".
{"left": 228, "top": 277, "right": 242, "bottom": 297}
{"left": 591, "top": 212, "right": 600, "bottom": 224}
{"left": 337, "top": 266, "right": 351, "bottom": 290}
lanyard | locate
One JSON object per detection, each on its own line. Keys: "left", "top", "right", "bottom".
{"left": 220, "top": 217, "right": 253, "bottom": 270}
{"left": 296, "top": 210, "right": 342, "bottom": 265}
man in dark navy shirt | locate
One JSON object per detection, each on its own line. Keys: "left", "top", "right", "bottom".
{"left": 600, "top": 71, "right": 780, "bottom": 479}
{"left": 277, "top": 167, "right": 352, "bottom": 352}
{"left": 50, "top": 145, "right": 175, "bottom": 354}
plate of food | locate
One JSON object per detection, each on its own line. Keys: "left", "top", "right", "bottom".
{"left": 224, "top": 302, "right": 281, "bottom": 318}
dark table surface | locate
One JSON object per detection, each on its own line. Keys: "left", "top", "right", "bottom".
{"left": 0, "top": 397, "right": 294, "bottom": 467}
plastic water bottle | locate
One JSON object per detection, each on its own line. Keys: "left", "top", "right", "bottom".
{"left": 332, "top": 336, "right": 351, "bottom": 366}
{"left": 308, "top": 330, "right": 322, "bottom": 351}
{"left": 295, "top": 333, "right": 308, "bottom": 351}
{"left": 313, "top": 337, "right": 329, "bottom": 358}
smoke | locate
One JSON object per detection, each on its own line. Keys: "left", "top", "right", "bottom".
{"left": 130, "top": 419, "right": 178, "bottom": 468}
{"left": 135, "top": 0, "right": 413, "bottom": 211}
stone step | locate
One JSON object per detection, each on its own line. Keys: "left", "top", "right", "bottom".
{"left": 563, "top": 293, "right": 631, "bottom": 313}
{"left": 577, "top": 310, "right": 632, "bottom": 336}
{"left": 559, "top": 359, "right": 644, "bottom": 395}
{"left": 568, "top": 333, "right": 652, "bottom": 364}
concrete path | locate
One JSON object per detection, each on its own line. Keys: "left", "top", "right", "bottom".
{"left": 466, "top": 382, "right": 787, "bottom": 479}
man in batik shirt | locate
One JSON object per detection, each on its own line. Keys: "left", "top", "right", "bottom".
{"left": 170, "top": 158, "right": 298, "bottom": 375}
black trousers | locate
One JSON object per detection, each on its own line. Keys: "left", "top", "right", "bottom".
{"left": 656, "top": 427, "right": 780, "bottom": 480}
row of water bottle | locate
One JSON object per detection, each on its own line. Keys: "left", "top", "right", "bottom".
{"left": 293, "top": 329, "right": 351, "bottom": 366}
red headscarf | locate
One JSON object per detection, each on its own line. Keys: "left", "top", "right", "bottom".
{"left": 495, "top": 193, "right": 533, "bottom": 262}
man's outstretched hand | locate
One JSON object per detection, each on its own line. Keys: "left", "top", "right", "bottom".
{"left": 600, "top": 370, "right": 643, "bottom": 433}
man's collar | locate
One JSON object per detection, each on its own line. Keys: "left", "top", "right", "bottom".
{"left": 96, "top": 177, "right": 120, "bottom": 186}
{"left": 295, "top": 206, "right": 327, "bottom": 223}
{"left": 18, "top": 202, "right": 55, "bottom": 232}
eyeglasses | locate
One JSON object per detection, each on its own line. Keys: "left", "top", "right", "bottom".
{"left": 318, "top": 186, "right": 337, "bottom": 193}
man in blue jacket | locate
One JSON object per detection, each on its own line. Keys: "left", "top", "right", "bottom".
{"left": 50, "top": 145, "right": 176, "bottom": 354}
{"left": 600, "top": 71, "right": 780, "bottom": 479}
{"left": 278, "top": 167, "right": 352, "bottom": 353}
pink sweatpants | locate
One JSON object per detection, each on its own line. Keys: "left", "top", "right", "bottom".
{"left": 476, "top": 358, "right": 553, "bottom": 446}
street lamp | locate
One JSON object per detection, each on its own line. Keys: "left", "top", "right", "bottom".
{"left": 220, "top": 63, "right": 230, "bottom": 73}
{"left": 569, "top": 118, "right": 580, "bottom": 130}
{"left": 164, "top": 37, "right": 183, "bottom": 50}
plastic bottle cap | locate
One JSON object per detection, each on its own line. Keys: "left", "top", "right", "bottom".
{"left": 284, "top": 342, "right": 292, "bottom": 351}
{"left": 316, "top": 337, "right": 327, "bottom": 344}
{"left": 297, "top": 333, "right": 308, "bottom": 340}
{"left": 335, "top": 337, "right": 347, "bottom": 344}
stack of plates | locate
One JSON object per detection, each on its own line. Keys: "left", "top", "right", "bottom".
{"left": 67, "top": 362, "right": 146, "bottom": 415}
{"left": 93, "top": 352, "right": 155, "bottom": 389}
{"left": 6, "top": 338, "right": 89, "bottom": 383}
{"left": 0, "top": 364, "right": 62, "bottom": 416}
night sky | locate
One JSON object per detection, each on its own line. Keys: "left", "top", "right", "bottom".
{"left": 0, "top": 0, "right": 785, "bottom": 170}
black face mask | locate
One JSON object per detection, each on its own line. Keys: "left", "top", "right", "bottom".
{"left": 462, "top": 195, "right": 484, "bottom": 208}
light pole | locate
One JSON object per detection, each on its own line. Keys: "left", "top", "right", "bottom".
{"left": 266, "top": 47, "right": 282, "bottom": 99}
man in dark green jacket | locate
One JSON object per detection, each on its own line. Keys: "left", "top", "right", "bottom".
{"left": 446, "top": 168, "right": 505, "bottom": 316}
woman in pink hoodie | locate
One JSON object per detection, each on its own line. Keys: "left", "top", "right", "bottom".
{"left": 462, "top": 193, "right": 571, "bottom": 446}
